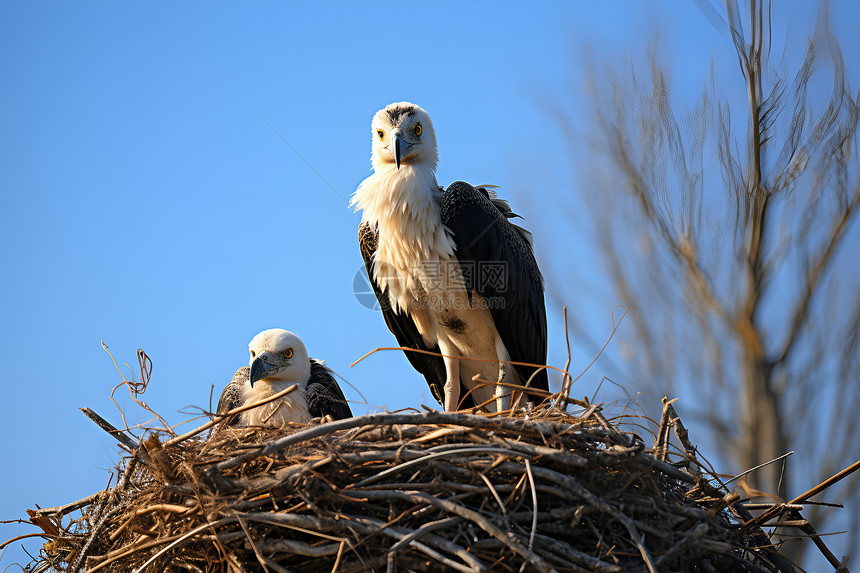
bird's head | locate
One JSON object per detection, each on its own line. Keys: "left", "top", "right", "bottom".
{"left": 247, "top": 329, "right": 311, "bottom": 387}
{"left": 370, "top": 102, "right": 437, "bottom": 171}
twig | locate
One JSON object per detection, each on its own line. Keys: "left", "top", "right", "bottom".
{"left": 132, "top": 517, "right": 235, "bottom": 573}
{"left": 745, "top": 458, "right": 860, "bottom": 570}
{"left": 340, "top": 489, "right": 557, "bottom": 573}
{"left": 0, "top": 532, "right": 59, "bottom": 551}
{"left": 70, "top": 503, "right": 126, "bottom": 573}
{"left": 524, "top": 459, "right": 538, "bottom": 551}
{"left": 725, "top": 451, "right": 795, "bottom": 485}
{"left": 653, "top": 397, "right": 676, "bottom": 462}
{"left": 384, "top": 529, "right": 473, "bottom": 573}
{"left": 163, "top": 385, "right": 298, "bottom": 447}
{"left": 102, "top": 341, "right": 175, "bottom": 436}
{"left": 565, "top": 305, "right": 630, "bottom": 402}
{"left": 387, "top": 516, "right": 461, "bottom": 553}
{"left": 551, "top": 306, "right": 574, "bottom": 412}
{"left": 747, "top": 458, "right": 860, "bottom": 528}
{"left": 665, "top": 401, "right": 704, "bottom": 474}
{"left": 330, "top": 541, "right": 346, "bottom": 573}
{"left": 478, "top": 472, "right": 508, "bottom": 517}
{"left": 234, "top": 511, "right": 270, "bottom": 573}
{"left": 354, "top": 446, "right": 527, "bottom": 487}
{"left": 259, "top": 557, "right": 292, "bottom": 573}
{"left": 33, "top": 492, "right": 102, "bottom": 517}
{"left": 351, "top": 346, "right": 571, "bottom": 379}
{"left": 79, "top": 408, "right": 140, "bottom": 451}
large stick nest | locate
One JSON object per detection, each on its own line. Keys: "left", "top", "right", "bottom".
{"left": 22, "top": 401, "right": 807, "bottom": 573}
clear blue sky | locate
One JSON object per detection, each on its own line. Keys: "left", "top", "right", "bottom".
{"left": 2, "top": 2, "right": 857, "bottom": 570}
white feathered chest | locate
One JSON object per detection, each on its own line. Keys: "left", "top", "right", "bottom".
{"left": 239, "top": 381, "right": 311, "bottom": 426}
{"left": 353, "top": 165, "right": 459, "bottom": 313}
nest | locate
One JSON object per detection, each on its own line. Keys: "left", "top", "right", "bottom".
{"left": 19, "top": 398, "right": 818, "bottom": 573}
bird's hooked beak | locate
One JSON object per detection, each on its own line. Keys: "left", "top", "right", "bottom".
{"left": 249, "top": 356, "right": 280, "bottom": 388}
{"left": 393, "top": 130, "right": 403, "bottom": 170}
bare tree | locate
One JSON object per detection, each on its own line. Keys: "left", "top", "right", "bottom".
{"left": 556, "top": 0, "right": 859, "bottom": 566}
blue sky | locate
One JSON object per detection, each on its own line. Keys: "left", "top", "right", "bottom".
{"left": 2, "top": 2, "right": 858, "bottom": 570}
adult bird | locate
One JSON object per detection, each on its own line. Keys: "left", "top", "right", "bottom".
{"left": 351, "top": 102, "right": 548, "bottom": 412}
{"left": 216, "top": 329, "right": 352, "bottom": 427}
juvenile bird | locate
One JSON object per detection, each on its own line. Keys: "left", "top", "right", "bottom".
{"left": 216, "top": 329, "right": 352, "bottom": 427}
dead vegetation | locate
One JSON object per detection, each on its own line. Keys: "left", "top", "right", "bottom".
{"left": 13, "top": 392, "right": 855, "bottom": 573}
{"left": 4, "top": 337, "right": 854, "bottom": 572}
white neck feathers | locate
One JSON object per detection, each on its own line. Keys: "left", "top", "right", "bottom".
{"left": 352, "top": 163, "right": 456, "bottom": 312}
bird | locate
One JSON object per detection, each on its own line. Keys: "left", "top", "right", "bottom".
{"left": 216, "top": 329, "right": 352, "bottom": 427}
{"left": 351, "top": 101, "right": 548, "bottom": 413}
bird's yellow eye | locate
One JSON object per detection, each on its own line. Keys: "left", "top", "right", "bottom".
{"left": 377, "top": 129, "right": 385, "bottom": 140}
{"left": 250, "top": 350, "right": 256, "bottom": 358}
{"left": 284, "top": 348, "right": 293, "bottom": 359}
{"left": 414, "top": 123, "right": 422, "bottom": 136}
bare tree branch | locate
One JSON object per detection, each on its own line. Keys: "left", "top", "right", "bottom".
{"left": 553, "top": 0, "right": 859, "bottom": 567}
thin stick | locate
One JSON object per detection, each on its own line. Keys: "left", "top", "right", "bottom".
{"left": 725, "top": 451, "right": 795, "bottom": 485}
{"left": 163, "top": 385, "right": 297, "bottom": 448}
{"left": 479, "top": 473, "right": 508, "bottom": 517}
{"left": 84, "top": 530, "right": 197, "bottom": 573}
{"left": 340, "top": 489, "right": 556, "bottom": 573}
{"left": 355, "top": 446, "right": 527, "bottom": 487}
{"left": 652, "top": 397, "right": 675, "bottom": 461}
{"left": 102, "top": 341, "right": 175, "bottom": 436}
{"left": 388, "top": 517, "right": 460, "bottom": 553}
{"left": 70, "top": 503, "right": 126, "bottom": 573}
{"left": 79, "top": 408, "right": 139, "bottom": 451}
{"left": 330, "top": 540, "right": 346, "bottom": 573}
{"left": 746, "top": 458, "right": 860, "bottom": 570}
{"left": 135, "top": 504, "right": 191, "bottom": 516}
{"left": 353, "top": 307, "right": 627, "bottom": 413}
{"left": 524, "top": 459, "right": 538, "bottom": 551}
{"left": 259, "top": 557, "right": 292, "bottom": 573}
{"left": 566, "top": 306, "right": 630, "bottom": 398}
{"left": 234, "top": 511, "right": 270, "bottom": 573}
{"left": 0, "top": 532, "right": 58, "bottom": 550}
{"left": 551, "top": 307, "right": 574, "bottom": 412}
{"left": 33, "top": 492, "right": 102, "bottom": 517}
{"left": 748, "top": 458, "right": 860, "bottom": 529}
{"left": 133, "top": 517, "right": 234, "bottom": 573}
{"left": 351, "top": 346, "right": 571, "bottom": 378}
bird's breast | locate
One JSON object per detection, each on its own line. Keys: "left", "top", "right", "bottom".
{"left": 240, "top": 382, "right": 311, "bottom": 426}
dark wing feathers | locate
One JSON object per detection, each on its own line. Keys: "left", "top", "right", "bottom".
{"left": 441, "top": 181, "right": 549, "bottom": 397}
{"left": 216, "top": 366, "right": 248, "bottom": 427}
{"left": 359, "top": 221, "right": 450, "bottom": 407}
{"left": 307, "top": 359, "right": 352, "bottom": 420}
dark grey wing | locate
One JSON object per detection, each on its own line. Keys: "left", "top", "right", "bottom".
{"left": 216, "top": 366, "right": 248, "bottom": 426}
{"left": 358, "top": 221, "right": 453, "bottom": 407}
{"left": 306, "top": 359, "right": 353, "bottom": 420}
{"left": 441, "top": 181, "right": 549, "bottom": 400}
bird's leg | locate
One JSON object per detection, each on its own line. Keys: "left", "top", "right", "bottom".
{"left": 496, "top": 361, "right": 512, "bottom": 413}
{"left": 494, "top": 335, "right": 513, "bottom": 413}
{"left": 442, "top": 354, "right": 461, "bottom": 412}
